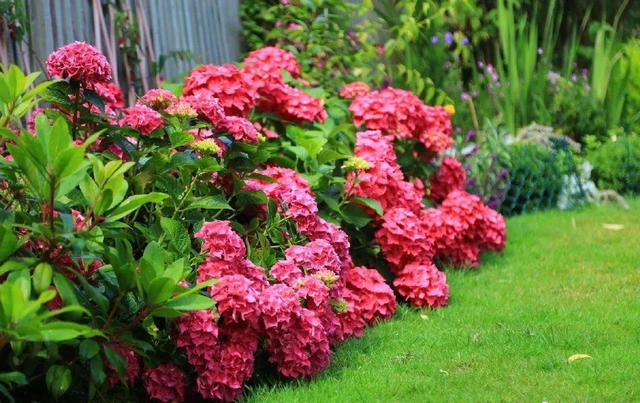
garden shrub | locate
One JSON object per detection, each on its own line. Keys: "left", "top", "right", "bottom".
{"left": 587, "top": 135, "right": 640, "bottom": 195}
{"left": 500, "top": 143, "right": 564, "bottom": 215}
{"left": 0, "top": 41, "right": 505, "bottom": 402}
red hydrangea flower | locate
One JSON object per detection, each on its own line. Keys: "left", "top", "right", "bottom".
{"left": 139, "top": 88, "right": 178, "bottom": 111}
{"left": 429, "top": 156, "right": 466, "bottom": 203}
{"left": 259, "top": 284, "right": 300, "bottom": 330}
{"left": 220, "top": 116, "right": 259, "bottom": 143}
{"left": 479, "top": 207, "right": 506, "bottom": 251}
{"left": 349, "top": 87, "right": 453, "bottom": 153}
{"left": 174, "top": 310, "right": 219, "bottom": 371}
{"left": 195, "top": 326, "right": 259, "bottom": 402}
{"left": 182, "top": 94, "right": 226, "bottom": 126}
{"left": 342, "top": 266, "right": 396, "bottom": 325}
{"left": 183, "top": 64, "right": 255, "bottom": 117}
{"left": 375, "top": 207, "right": 435, "bottom": 272}
{"left": 106, "top": 343, "right": 140, "bottom": 386}
{"left": 118, "top": 105, "right": 164, "bottom": 135}
{"left": 347, "top": 130, "right": 424, "bottom": 214}
{"left": 194, "top": 221, "right": 246, "bottom": 262}
{"left": 284, "top": 239, "right": 342, "bottom": 275}
{"left": 270, "top": 260, "right": 304, "bottom": 286}
{"left": 93, "top": 82, "right": 124, "bottom": 110}
{"left": 419, "top": 106, "right": 454, "bottom": 154}
{"left": 393, "top": 262, "right": 449, "bottom": 308}
{"left": 294, "top": 276, "right": 330, "bottom": 309}
{"left": 340, "top": 81, "right": 371, "bottom": 99}
{"left": 209, "top": 274, "right": 261, "bottom": 327}
{"left": 265, "top": 308, "right": 331, "bottom": 378}
{"left": 257, "top": 83, "right": 327, "bottom": 124}
{"left": 242, "top": 47, "right": 301, "bottom": 92}
{"left": 143, "top": 363, "right": 187, "bottom": 403}
{"left": 46, "top": 41, "right": 112, "bottom": 85}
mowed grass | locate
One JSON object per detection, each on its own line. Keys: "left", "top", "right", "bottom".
{"left": 246, "top": 200, "right": 640, "bottom": 402}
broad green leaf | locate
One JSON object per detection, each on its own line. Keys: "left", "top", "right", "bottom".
{"left": 46, "top": 366, "right": 71, "bottom": 400}
{"left": 105, "top": 192, "right": 168, "bottom": 222}
{"left": 186, "top": 195, "right": 232, "bottom": 210}
{"left": 0, "top": 226, "right": 18, "bottom": 263}
{"left": 79, "top": 339, "right": 100, "bottom": 360}
{"left": 147, "top": 277, "right": 177, "bottom": 304}
{"left": 160, "top": 218, "right": 191, "bottom": 254}
{"left": 352, "top": 197, "right": 384, "bottom": 216}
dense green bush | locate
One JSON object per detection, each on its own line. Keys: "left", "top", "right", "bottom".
{"left": 500, "top": 143, "right": 564, "bottom": 215}
{"left": 587, "top": 135, "right": 640, "bottom": 195}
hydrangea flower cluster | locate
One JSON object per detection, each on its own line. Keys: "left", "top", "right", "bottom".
{"left": 117, "top": 105, "right": 164, "bottom": 135}
{"left": 429, "top": 156, "right": 466, "bottom": 203}
{"left": 142, "top": 364, "right": 187, "bottom": 403}
{"left": 348, "top": 87, "right": 453, "bottom": 154}
{"left": 46, "top": 41, "right": 112, "bottom": 85}
{"left": 173, "top": 219, "right": 396, "bottom": 401}
{"left": 348, "top": 128, "right": 506, "bottom": 306}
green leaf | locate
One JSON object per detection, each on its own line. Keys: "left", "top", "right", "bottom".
{"left": 89, "top": 355, "right": 106, "bottom": 385}
{"left": 186, "top": 195, "right": 232, "bottom": 210}
{"left": 32, "top": 262, "right": 53, "bottom": 294}
{"left": 352, "top": 197, "right": 384, "bottom": 216}
{"left": 105, "top": 192, "right": 168, "bottom": 222}
{"left": 79, "top": 339, "right": 100, "bottom": 360}
{"left": 38, "top": 321, "right": 101, "bottom": 341}
{"left": 147, "top": 277, "right": 177, "bottom": 304}
{"left": 163, "top": 292, "right": 215, "bottom": 312}
{"left": 103, "top": 345, "right": 126, "bottom": 382}
{"left": 169, "top": 131, "right": 195, "bottom": 147}
{"left": 160, "top": 218, "right": 191, "bottom": 254}
{"left": 0, "top": 225, "right": 18, "bottom": 263}
{"left": 340, "top": 204, "right": 373, "bottom": 228}
{"left": 46, "top": 366, "right": 71, "bottom": 400}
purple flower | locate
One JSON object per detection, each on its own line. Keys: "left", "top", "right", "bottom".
{"left": 537, "top": 48, "right": 543, "bottom": 55}
{"left": 460, "top": 92, "right": 471, "bottom": 101}
{"left": 477, "top": 61, "right": 485, "bottom": 69}
{"left": 431, "top": 35, "right": 440, "bottom": 45}
{"left": 444, "top": 32, "right": 454, "bottom": 46}
{"left": 461, "top": 36, "right": 469, "bottom": 46}
{"left": 571, "top": 74, "right": 578, "bottom": 82}
{"left": 466, "top": 130, "right": 476, "bottom": 142}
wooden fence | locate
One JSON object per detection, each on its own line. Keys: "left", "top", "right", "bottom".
{"left": 0, "top": 0, "right": 242, "bottom": 102}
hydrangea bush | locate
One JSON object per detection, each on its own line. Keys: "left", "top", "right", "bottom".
{"left": 0, "top": 41, "right": 505, "bottom": 401}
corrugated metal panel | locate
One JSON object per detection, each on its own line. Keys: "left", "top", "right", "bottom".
{"left": 2, "top": 0, "right": 241, "bottom": 85}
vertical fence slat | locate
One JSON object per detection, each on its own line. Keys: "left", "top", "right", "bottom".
{"left": 14, "top": 0, "right": 241, "bottom": 82}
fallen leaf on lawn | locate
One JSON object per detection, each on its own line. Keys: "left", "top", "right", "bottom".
{"left": 420, "top": 314, "right": 429, "bottom": 321}
{"left": 567, "top": 354, "right": 591, "bottom": 362}
{"left": 439, "top": 369, "right": 449, "bottom": 376}
{"left": 602, "top": 223, "right": 624, "bottom": 231}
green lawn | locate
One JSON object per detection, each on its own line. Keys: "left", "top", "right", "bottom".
{"left": 246, "top": 201, "right": 640, "bottom": 402}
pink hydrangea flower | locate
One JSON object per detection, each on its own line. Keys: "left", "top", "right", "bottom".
{"left": 349, "top": 87, "right": 453, "bottom": 153}
{"left": 429, "top": 156, "right": 466, "bottom": 203}
{"left": 143, "top": 363, "right": 187, "bottom": 403}
{"left": 139, "top": 88, "right": 178, "bottom": 111}
{"left": 182, "top": 94, "right": 226, "bottom": 126}
{"left": 265, "top": 308, "right": 331, "bottom": 378}
{"left": 118, "top": 105, "right": 164, "bottom": 135}
{"left": 342, "top": 266, "right": 396, "bottom": 325}
{"left": 184, "top": 64, "right": 256, "bottom": 117}
{"left": 194, "top": 221, "right": 246, "bottom": 263}
{"left": 209, "top": 274, "right": 261, "bottom": 327}
{"left": 92, "top": 82, "right": 124, "bottom": 110}
{"left": 339, "top": 81, "right": 371, "bottom": 99}
{"left": 393, "top": 262, "right": 449, "bottom": 308}
{"left": 46, "top": 41, "right": 112, "bottom": 85}
{"left": 220, "top": 116, "right": 259, "bottom": 143}
{"left": 257, "top": 83, "right": 327, "bottom": 124}
{"left": 375, "top": 207, "right": 435, "bottom": 272}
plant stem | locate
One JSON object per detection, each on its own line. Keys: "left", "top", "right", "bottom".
{"left": 71, "top": 83, "right": 82, "bottom": 139}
